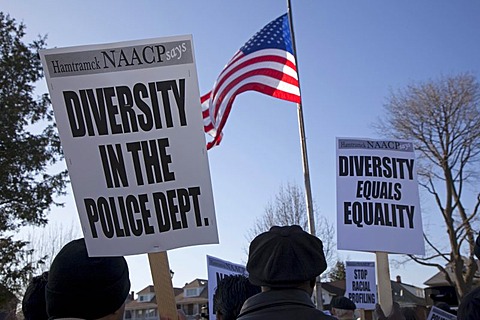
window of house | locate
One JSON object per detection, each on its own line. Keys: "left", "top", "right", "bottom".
{"left": 124, "top": 311, "right": 132, "bottom": 319}
{"left": 185, "top": 288, "right": 198, "bottom": 297}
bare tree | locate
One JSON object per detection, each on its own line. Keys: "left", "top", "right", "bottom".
{"left": 24, "top": 221, "right": 81, "bottom": 275}
{"left": 246, "top": 182, "right": 336, "bottom": 267}
{"left": 376, "top": 73, "right": 480, "bottom": 300}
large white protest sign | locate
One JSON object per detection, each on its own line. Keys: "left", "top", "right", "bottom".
{"left": 40, "top": 36, "right": 218, "bottom": 256}
{"left": 345, "top": 261, "right": 377, "bottom": 310}
{"left": 207, "top": 255, "right": 247, "bottom": 320}
{"left": 336, "top": 138, "right": 424, "bottom": 254}
{"left": 427, "top": 306, "right": 457, "bottom": 320}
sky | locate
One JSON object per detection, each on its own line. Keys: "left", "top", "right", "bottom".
{"left": 3, "top": 0, "right": 480, "bottom": 294}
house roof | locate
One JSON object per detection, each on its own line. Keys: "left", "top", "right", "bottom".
{"left": 322, "top": 280, "right": 346, "bottom": 296}
{"left": 137, "top": 285, "right": 155, "bottom": 295}
{"left": 391, "top": 281, "right": 426, "bottom": 307}
{"left": 174, "top": 287, "right": 183, "bottom": 296}
{"left": 125, "top": 300, "right": 158, "bottom": 311}
{"left": 183, "top": 278, "right": 208, "bottom": 288}
{"left": 125, "top": 285, "right": 183, "bottom": 310}
{"left": 175, "top": 285, "right": 209, "bottom": 305}
{"left": 423, "top": 260, "right": 480, "bottom": 287}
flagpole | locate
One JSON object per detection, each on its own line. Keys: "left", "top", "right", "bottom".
{"left": 287, "top": 0, "right": 324, "bottom": 310}
{"left": 286, "top": 1, "right": 315, "bottom": 239}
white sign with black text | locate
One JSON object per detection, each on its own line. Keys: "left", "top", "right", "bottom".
{"left": 40, "top": 36, "right": 218, "bottom": 256}
{"left": 336, "top": 137, "right": 424, "bottom": 254}
{"left": 427, "top": 306, "right": 457, "bottom": 320}
{"left": 207, "top": 255, "right": 247, "bottom": 320}
{"left": 345, "top": 261, "right": 376, "bottom": 310}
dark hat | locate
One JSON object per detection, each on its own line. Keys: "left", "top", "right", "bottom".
{"left": 246, "top": 225, "right": 327, "bottom": 287}
{"left": 331, "top": 296, "right": 356, "bottom": 310}
{"left": 46, "top": 238, "right": 130, "bottom": 319}
{"left": 22, "top": 271, "right": 49, "bottom": 320}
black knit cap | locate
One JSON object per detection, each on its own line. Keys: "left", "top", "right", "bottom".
{"left": 46, "top": 238, "right": 130, "bottom": 319}
{"left": 246, "top": 225, "right": 327, "bottom": 287}
{"left": 331, "top": 296, "right": 356, "bottom": 310}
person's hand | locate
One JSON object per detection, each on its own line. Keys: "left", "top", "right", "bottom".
{"left": 375, "top": 302, "right": 405, "bottom": 320}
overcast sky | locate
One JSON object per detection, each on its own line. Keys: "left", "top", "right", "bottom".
{"left": 3, "top": 0, "right": 480, "bottom": 293}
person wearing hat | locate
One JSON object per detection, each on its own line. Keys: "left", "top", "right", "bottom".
{"left": 457, "top": 286, "right": 480, "bottom": 320}
{"left": 45, "top": 238, "right": 131, "bottom": 320}
{"left": 330, "top": 296, "right": 356, "bottom": 320}
{"left": 237, "top": 225, "right": 336, "bottom": 320}
{"left": 213, "top": 274, "right": 261, "bottom": 320}
{"left": 22, "top": 271, "right": 49, "bottom": 320}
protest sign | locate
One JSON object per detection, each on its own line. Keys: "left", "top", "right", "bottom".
{"left": 336, "top": 137, "right": 424, "bottom": 255}
{"left": 39, "top": 36, "right": 218, "bottom": 256}
{"left": 427, "top": 306, "right": 457, "bottom": 320}
{"left": 345, "top": 261, "right": 376, "bottom": 310}
{"left": 207, "top": 255, "right": 247, "bottom": 320}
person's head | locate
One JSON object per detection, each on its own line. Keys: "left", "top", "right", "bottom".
{"left": 22, "top": 271, "right": 49, "bottom": 320}
{"left": 330, "top": 296, "right": 356, "bottom": 320}
{"left": 45, "top": 238, "right": 130, "bottom": 320}
{"left": 246, "top": 225, "right": 327, "bottom": 294}
{"left": 457, "top": 286, "right": 480, "bottom": 320}
{"left": 434, "top": 302, "right": 455, "bottom": 315}
{"left": 213, "top": 274, "right": 261, "bottom": 320}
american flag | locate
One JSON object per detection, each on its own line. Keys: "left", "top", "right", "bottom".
{"left": 201, "top": 13, "right": 301, "bottom": 149}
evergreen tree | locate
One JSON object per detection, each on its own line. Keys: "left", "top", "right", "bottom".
{"left": 328, "top": 260, "right": 346, "bottom": 282}
{"left": 0, "top": 12, "right": 67, "bottom": 295}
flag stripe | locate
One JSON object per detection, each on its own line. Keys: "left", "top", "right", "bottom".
{"left": 212, "top": 67, "right": 300, "bottom": 119}
{"left": 212, "top": 49, "right": 298, "bottom": 96}
{"left": 202, "top": 13, "right": 300, "bottom": 149}
{"left": 212, "top": 73, "right": 300, "bottom": 125}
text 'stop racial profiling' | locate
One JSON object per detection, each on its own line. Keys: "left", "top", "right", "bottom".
{"left": 348, "top": 268, "right": 375, "bottom": 305}
{"left": 345, "top": 262, "right": 376, "bottom": 309}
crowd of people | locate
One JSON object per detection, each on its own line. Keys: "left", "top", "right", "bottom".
{"left": 20, "top": 225, "right": 480, "bottom": 320}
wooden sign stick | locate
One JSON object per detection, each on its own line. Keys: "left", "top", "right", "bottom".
{"left": 375, "top": 251, "right": 393, "bottom": 316}
{"left": 148, "top": 251, "right": 177, "bottom": 319}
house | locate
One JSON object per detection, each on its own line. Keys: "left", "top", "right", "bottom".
{"left": 124, "top": 286, "right": 159, "bottom": 320}
{"left": 423, "top": 259, "right": 480, "bottom": 307}
{"left": 321, "top": 280, "right": 346, "bottom": 307}
{"left": 321, "top": 276, "right": 427, "bottom": 320}
{"left": 124, "top": 279, "right": 208, "bottom": 320}
{"left": 175, "top": 279, "right": 209, "bottom": 319}
{"left": 124, "top": 285, "right": 183, "bottom": 320}
{"left": 391, "top": 276, "right": 428, "bottom": 320}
